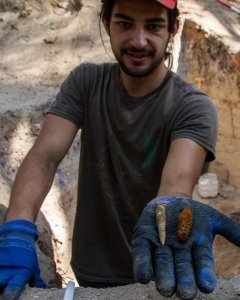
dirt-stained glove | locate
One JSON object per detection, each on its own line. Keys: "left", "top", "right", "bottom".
{"left": 0, "top": 219, "right": 47, "bottom": 300}
{"left": 132, "top": 196, "right": 240, "bottom": 300}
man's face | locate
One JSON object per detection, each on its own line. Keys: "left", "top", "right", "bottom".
{"left": 104, "top": 0, "right": 172, "bottom": 78}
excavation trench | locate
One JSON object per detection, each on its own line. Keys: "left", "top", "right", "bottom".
{"left": 0, "top": 4, "right": 239, "bottom": 298}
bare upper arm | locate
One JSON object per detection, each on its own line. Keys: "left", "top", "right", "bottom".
{"left": 157, "top": 138, "right": 207, "bottom": 198}
{"left": 30, "top": 114, "right": 79, "bottom": 166}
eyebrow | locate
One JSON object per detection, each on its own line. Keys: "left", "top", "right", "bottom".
{"left": 113, "top": 13, "right": 167, "bottom": 23}
{"left": 146, "top": 17, "right": 166, "bottom": 23}
{"left": 113, "top": 13, "right": 134, "bottom": 21}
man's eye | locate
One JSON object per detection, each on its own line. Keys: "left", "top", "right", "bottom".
{"left": 118, "top": 22, "right": 131, "bottom": 29}
{"left": 148, "top": 24, "right": 163, "bottom": 32}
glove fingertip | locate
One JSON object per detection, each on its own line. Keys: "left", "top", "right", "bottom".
{"left": 134, "top": 274, "right": 151, "bottom": 285}
{"left": 176, "top": 289, "right": 197, "bottom": 300}
{"left": 155, "top": 271, "right": 175, "bottom": 297}
{"left": 198, "top": 279, "right": 217, "bottom": 294}
{"left": 156, "top": 284, "right": 175, "bottom": 297}
{"left": 3, "top": 288, "right": 23, "bottom": 300}
{"left": 133, "top": 261, "right": 152, "bottom": 284}
{"left": 197, "top": 268, "right": 217, "bottom": 294}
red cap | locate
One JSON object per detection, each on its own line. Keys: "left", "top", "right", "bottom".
{"left": 100, "top": 0, "right": 177, "bottom": 10}
{"left": 155, "top": 0, "right": 177, "bottom": 9}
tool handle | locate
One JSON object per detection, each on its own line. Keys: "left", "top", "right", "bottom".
{"left": 216, "top": 0, "right": 231, "bottom": 9}
{"left": 231, "top": 5, "right": 240, "bottom": 14}
{"left": 63, "top": 281, "right": 75, "bottom": 300}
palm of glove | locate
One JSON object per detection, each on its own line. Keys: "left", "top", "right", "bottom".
{"left": 132, "top": 197, "right": 240, "bottom": 300}
{"left": 0, "top": 220, "right": 46, "bottom": 300}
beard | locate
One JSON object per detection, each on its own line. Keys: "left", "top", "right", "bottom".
{"left": 117, "top": 47, "right": 166, "bottom": 78}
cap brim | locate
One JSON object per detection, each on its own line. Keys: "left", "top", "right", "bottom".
{"left": 155, "top": 0, "right": 176, "bottom": 9}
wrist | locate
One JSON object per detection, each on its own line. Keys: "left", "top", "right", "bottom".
{"left": 146, "top": 196, "right": 192, "bottom": 210}
{"left": 5, "top": 208, "right": 36, "bottom": 223}
{"left": 1, "top": 219, "right": 38, "bottom": 241}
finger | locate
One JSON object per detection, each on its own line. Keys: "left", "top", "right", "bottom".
{"left": 193, "top": 237, "right": 217, "bottom": 293}
{"left": 174, "top": 246, "right": 197, "bottom": 300}
{"left": 132, "top": 237, "right": 153, "bottom": 284}
{"left": 4, "top": 272, "right": 29, "bottom": 296}
{"left": 214, "top": 212, "right": 240, "bottom": 246}
{"left": 1, "top": 289, "right": 22, "bottom": 300}
{"left": 0, "top": 273, "right": 10, "bottom": 291}
{"left": 154, "top": 245, "right": 175, "bottom": 297}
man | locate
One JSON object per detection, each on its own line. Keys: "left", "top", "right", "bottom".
{"left": 1, "top": 0, "right": 240, "bottom": 299}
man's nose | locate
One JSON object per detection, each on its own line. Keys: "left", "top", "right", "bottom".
{"left": 129, "top": 27, "right": 148, "bottom": 49}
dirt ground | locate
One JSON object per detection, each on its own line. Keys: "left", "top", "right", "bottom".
{"left": 20, "top": 276, "right": 240, "bottom": 299}
{"left": 0, "top": 0, "right": 240, "bottom": 298}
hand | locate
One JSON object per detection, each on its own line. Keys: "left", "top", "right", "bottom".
{"left": 0, "top": 219, "right": 47, "bottom": 300}
{"left": 132, "top": 197, "right": 240, "bottom": 300}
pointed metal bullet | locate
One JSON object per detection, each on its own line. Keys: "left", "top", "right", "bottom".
{"left": 156, "top": 204, "right": 166, "bottom": 245}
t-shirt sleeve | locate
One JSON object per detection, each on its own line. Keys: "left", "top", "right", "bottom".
{"left": 47, "top": 65, "right": 86, "bottom": 128}
{"left": 171, "top": 93, "right": 218, "bottom": 162}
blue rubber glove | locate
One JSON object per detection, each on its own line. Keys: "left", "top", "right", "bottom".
{"left": 132, "top": 197, "right": 240, "bottom": 300}
{"left": 0, "top": 219, "right": 47, "bottom": 300}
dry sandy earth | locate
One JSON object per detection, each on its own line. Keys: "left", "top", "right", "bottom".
{"left": 20, "top": 276, "right": 240, "bottom": 299}
{"left": 0, "top": 0, "right": 240, "bottom": 299}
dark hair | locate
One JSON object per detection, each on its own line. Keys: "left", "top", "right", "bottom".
{"left": 99, "top": 0, "right": 179, "bottom": 68}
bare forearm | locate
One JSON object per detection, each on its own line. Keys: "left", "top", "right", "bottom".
{"left": 156, "top": 138, "right": 207, "bottom": 199}
{"left": 5, "top": 150, "right": 57, "bottom": 222}
{"left": 5, "top": 115, "right": 79, "bottom": 222}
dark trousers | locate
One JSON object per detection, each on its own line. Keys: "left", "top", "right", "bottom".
{"left": 76, "top": 277, "right": 131, "bottom": 288}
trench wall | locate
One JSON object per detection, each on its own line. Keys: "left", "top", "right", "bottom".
{"left": 178, "top": 20, "right": 240, "bottom": 187}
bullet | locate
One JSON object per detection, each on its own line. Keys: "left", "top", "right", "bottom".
{"left": 177, "top": 207, "right": 193, "bottom": 242}
{"left": 156, "top": 204, "right": 166, "bottom": 245}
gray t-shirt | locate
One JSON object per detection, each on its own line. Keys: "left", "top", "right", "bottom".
{"left": 48, "top": 63, "right": 218, "bottom": 283}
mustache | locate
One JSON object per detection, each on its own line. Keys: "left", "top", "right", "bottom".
{"left": 121, "top": 47, "right": 155, "bottom": 56}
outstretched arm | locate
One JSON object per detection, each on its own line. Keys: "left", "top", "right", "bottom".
{"left": 0, "top": 114, "right": 78, "bottom": 299}
{"left": 133, "top": 137, "right": 222, "bottom": 300}
{"left": 133, "top": 138, "right": 240, "bottom": 299}
{"left": 6, "top": 114, "right": 79, "bottom": 222}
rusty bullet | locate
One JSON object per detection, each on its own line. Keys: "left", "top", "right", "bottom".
{"left": 177, "top": 207, "right": 193, "bottom": 242}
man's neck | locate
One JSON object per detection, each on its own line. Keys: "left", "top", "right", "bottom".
{"left": 120, "top": 65, "right": 168, "bottom": 98}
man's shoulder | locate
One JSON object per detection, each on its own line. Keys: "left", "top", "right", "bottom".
{"left": 169, "top": 72, "right": 197, "bottom": 92}
{"left": 66, "top": 62, "right": 117, "bottom": 88}
{"left": 169, "top": 72, "right": 211, "bottom": 100}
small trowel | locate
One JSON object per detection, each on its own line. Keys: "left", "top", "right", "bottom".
{"left": 216, "top": 0, "right": 240, "bottom": 14}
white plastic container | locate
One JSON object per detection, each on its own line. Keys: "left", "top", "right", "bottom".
{"left": 197, "top": 173, "right": 219, "bottom": 198}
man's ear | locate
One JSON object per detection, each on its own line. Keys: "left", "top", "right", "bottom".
{"left": 102, "top": 18, "right": 110, "bottom": 36}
